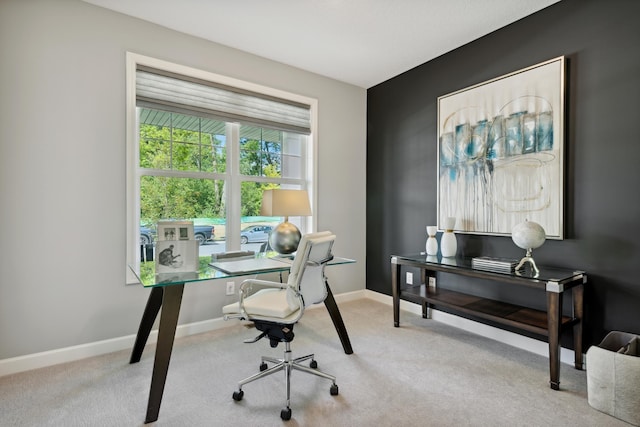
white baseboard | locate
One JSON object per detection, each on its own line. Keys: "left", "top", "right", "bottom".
{"left": 0, "top": 316, "right": 232, "bottom": 378}
{"left": 364, "top": 289, "right": 580, "bottom": 367}
{"left": 0, "top": 289, "right": 579, "bottom": 377}
{"left": 0, "top": 290, "right": 368, "bottom": 378}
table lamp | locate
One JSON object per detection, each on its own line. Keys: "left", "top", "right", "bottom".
{"left": 261, "top": 189, "right": 312, "bottom": 254}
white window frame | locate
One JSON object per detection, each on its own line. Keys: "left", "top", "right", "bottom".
{"left": 125, "top": 52, "right": 318, "bottom": 284}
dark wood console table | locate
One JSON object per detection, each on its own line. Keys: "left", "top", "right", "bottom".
{"left": 391, "top": 254, "right": 586, "bottom": 390}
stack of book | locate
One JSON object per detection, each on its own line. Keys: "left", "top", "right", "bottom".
{"left": 471, "top": 256, "right": 518, "bottom": 273}
{"left": 211, "top": 250, "right": 255, "bottom": 261}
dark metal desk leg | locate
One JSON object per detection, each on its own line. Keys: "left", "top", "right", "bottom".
{"left": 573, "top": 283, "right": 585, "bottom": 370}
{"left": 392, "top": 259, "right": 400, "bottom": 327}
{"left": 145, "top": 284, "right": 185, "bottom": 424}
{"left": 323, "top": 280, "right": 353, "bottom": 355}
{"left": 547, "top": 291, "right": 563, "bottom": 390}
{"left": 130, "top": 287, "right": 164, "bottom": 364}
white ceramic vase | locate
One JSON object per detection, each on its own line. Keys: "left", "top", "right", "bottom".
{"left": 440, "top": 217, "right": 457, "bottom": 258}
{"left": 426, "top": 226, "right": 438, "bottom": 256}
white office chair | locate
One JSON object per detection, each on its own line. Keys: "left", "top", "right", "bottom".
{"left": 222, "top": 231, "right": 339, "bottom": 421}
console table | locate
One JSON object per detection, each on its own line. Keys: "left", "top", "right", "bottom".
{"left": 391, "top": 254, "right": 586, "bottom": 390}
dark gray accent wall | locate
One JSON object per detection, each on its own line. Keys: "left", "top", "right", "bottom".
{"left": 367, "top": 0, "right": 640, "bottom": 349}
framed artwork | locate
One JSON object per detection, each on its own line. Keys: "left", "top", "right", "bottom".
{"left": 157, "top": 220, "right": 194, "bottom": 241}
{"left": 155, "top": 240, "right": 199, "bottom": 273}
{"left": 437, "top": 56, "right": 565, "bottom": 239}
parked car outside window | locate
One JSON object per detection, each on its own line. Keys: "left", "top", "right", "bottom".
{"left": 240, "top": 225, "right": 273, "bottom": 244}
{"left": 194, "top": 224, "right": 215, "bottom": 245}
{"left": 140, "top": 226, "right": 155, "bottom": 245}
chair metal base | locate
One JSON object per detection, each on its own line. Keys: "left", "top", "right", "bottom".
{"left": 233, "top": 341, "right": 338, "bottom": 420}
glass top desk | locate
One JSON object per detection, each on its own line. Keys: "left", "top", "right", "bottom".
{"left": 129, "top": 253, "right": 355, "bottom": 424}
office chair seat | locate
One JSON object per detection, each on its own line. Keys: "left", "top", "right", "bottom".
{"left": 227, "top": 288, "right": 299, "bottom": 321}
{"left": 222, "top": 232, "right": 339, "bottom": 421}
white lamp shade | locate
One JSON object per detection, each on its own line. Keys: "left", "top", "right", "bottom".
{"left": 261, "top": 189, "right": 312, "bottom": 218}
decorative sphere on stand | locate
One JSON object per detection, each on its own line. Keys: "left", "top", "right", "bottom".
{"left": 512, "top": 220, "right": 546, "bottom": 275}
{"left": 512, "top": 220, "right": 546, "bottom": 251}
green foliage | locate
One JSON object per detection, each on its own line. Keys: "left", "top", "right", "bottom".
{"left": 140, "top": 124, "right": 226, "bottom": 173}
{"left": 139, "top": 117, "right": 283, "bottom": 226}
{"left": 240, "top": 163, "right": 282, "bottom": 216}
{"left": 239, "top": 138, "right": 281, "bottom": 176}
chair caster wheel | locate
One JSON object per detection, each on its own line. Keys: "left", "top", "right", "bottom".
{"left": 281, "top": 407, "right": 292, "bottom": 420}
{"left": 232, "top": 390, "right": 244, "bottom": 401}
{"left": 330, "top": 384, "right": 339, "bottom": 395}
{"left": 260, "top": 362, "right": 268, "bottom": 371}
{"left": 310, "top": 360, "right": 318, "bottom": 369}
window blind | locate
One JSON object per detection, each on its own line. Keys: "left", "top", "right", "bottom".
{"left": 136, "top": 66, "right": 311, "bottom": 134}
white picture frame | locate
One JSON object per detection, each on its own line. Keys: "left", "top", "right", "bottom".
{"left": 157, "top": 220, "right": 194, "bottom": 241}
{"left": 155, "top": 240, "right": 199, "bottom": 273}
{"left": 437, "top": 56, "right": 565, "bottom": 239}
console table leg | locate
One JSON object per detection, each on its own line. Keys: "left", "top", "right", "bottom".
{"left": 423, "top": 302, "right": 431, "bottom": 319}
{"left": 573, "top": 284, "right": 585, "bottom": 370}
{"left": 547, "top": 291, "right": 563, "bottom": 390}
{"left": 392, "top": 260, "right": 401, "bottom": 327}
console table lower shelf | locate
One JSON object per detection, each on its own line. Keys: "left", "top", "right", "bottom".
{"left": 403, "top": 286, "right": 578, "bottom": 337}
{"left": 391, "top": 254, "right": 586, "bottom": 390}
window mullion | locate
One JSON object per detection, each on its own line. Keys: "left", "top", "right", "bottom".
{"left": 226, "top": 123, "right": 241, "bottom": 250}
{"left": 138, "top": 168, "right": 226, "bottom": 181}
{"left": 240, "top": 175, "right": 303, "bottom": 186}
{"left": 169, "top": 114, "right": 174, "bottom": 168}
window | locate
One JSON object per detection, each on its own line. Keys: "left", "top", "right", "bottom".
{"left": 126, "top": 53, "right": 317, "bottom": 283}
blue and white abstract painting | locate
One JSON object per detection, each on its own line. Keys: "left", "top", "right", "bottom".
{"left": 437, "top": 57, "right": 565, "bottom": 239}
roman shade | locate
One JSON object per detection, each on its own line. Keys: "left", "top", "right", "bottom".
{"left": 136, "top": 65, "right": 311, "bottom": 134}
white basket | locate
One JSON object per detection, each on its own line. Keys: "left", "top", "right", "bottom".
{"left": 586, "top": 331, "right": 640, "bottom": 426}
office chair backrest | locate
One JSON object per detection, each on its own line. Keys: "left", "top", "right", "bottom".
{"left": 287, "top": 231, "right": 335, "bottom": 309}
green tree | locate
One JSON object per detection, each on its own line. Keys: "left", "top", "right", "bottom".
{"left": 240, "top": 144, "right": 282, "bottom": 216}
{"left": 139, "top": 122, "right": 226, "bottom": 224}
{"left": 139, "top": 113, "right": 285, "bottom": 224}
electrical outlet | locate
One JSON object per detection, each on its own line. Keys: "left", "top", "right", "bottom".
{"left": 428, "top": 277, "right": 436, "bottom": 288}
{"left": 406, "top": 272, "right": 413, "bottom": 285}
{"left": 226, "top": 281, "right": 235, "bottom": 296}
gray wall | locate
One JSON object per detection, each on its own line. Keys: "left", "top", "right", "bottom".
{"left": 0, "top": 0, "right": 366, "bottom": 359}
{"left": 367, "top": 0, "right": 640, "bottom": 349}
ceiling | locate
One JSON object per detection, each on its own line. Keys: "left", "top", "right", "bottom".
{"left": 83, "top": 0, "right": 560, "bottom": 88}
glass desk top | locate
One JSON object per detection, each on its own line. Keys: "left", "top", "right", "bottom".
{"left": 131, "top": 252, "right": 355, "bottom": 288}
{"left": 392, "top": 253, "right": 584, "bottom": 284}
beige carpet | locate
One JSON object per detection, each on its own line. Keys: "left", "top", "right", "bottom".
{"left": 0, "top": 298, "right": 628, "bottom": 426}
